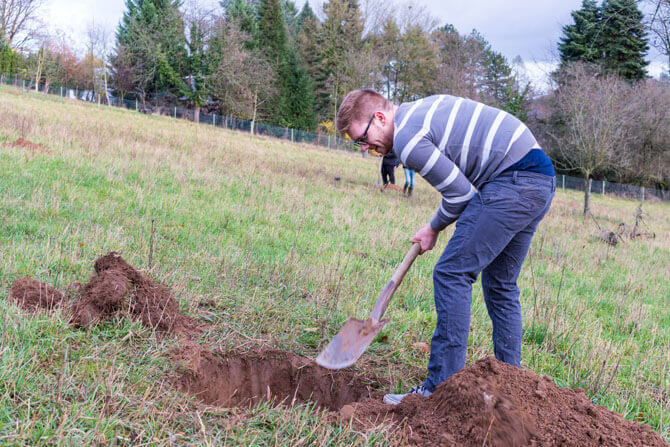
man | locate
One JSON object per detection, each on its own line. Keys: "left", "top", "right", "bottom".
{"left": 381, "top": 150, "right": 399, "bottom": 190}
{"left": 336, "top": 89, "right": 555, "bottom": 405}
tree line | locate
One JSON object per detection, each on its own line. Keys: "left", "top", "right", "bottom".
{"left": 0, "top": 0, "right": 668, "bottom": 194}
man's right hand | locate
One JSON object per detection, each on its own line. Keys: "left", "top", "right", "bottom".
{"left": 411, "top": 224, "right": 439, "bottom": 254}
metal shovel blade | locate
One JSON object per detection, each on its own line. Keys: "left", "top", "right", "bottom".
{"left": 315, "top": 317, "right": 388, "bottom": 370}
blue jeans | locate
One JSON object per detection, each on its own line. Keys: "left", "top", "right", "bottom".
{"left": 423, "top": 171, "right": 556, "bottom": 391}
{"left": 404, "top": 169, "right": 415, "bottom": 188}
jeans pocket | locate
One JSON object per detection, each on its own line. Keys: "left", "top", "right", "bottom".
{"left": 480, "top": 181, "right": 519, "bottom": 207}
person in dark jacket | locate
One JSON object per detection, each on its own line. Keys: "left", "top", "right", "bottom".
{"left": 381, "top": 151, "right": 399, "bottom": 189}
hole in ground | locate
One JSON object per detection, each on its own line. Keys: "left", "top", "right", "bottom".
{"left": 175, "top": 348, "right": 380, "bottom": 411}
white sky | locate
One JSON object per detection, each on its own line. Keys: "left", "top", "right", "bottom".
{"left": 41, "top": 0, "right": 669, "bottom": 91}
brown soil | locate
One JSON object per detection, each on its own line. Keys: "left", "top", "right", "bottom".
{"left": 2, "top": 137, "right": 50, "bottom": 154}
{"left": 345, "top": 357, "right": 668, "bottom": 447}
{"left": 9, "top": 277, "right": 64, "bottom": 311}
{"left": 173, "top": 347, "right": 381, "bottom": 411}
{"left": 8, "top": 252, "right": 199, "bottom": 336}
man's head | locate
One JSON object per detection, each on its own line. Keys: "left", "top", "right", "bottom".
{"left": 336, "top": 89, "right": 396, "bottom": 155}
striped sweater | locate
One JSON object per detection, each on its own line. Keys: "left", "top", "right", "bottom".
{"left": 393, "top": 95, "right": 539, "bottom": 231}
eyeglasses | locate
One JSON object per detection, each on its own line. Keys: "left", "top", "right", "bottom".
{"left": 353, "top": 115, "right": 375, "bottom": 147}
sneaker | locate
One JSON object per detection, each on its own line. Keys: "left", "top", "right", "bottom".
{"left": 383, "top": 385, "right": 432, "bottom": 405}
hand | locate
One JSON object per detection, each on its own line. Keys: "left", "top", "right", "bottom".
{"left": 410, "top": 224, "right": 439, "bottom": 254}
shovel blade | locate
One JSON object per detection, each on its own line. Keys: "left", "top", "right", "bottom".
{"left": 315, "top": 317, "right": 387, "bottom": 370}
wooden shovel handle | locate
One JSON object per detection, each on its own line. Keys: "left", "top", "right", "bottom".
{"left": 370, "top": 243, "right": 422, "bottom": 321}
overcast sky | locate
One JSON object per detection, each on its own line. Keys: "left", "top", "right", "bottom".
{"left": 41, "top": 0, "right": 669, "bottom": 88}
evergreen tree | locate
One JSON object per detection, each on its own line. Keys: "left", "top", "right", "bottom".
{"left": 257, "top": 0, "right": 316, "bottom": 128}
{"left": 558, "top": 0, "right": 601, "bottom": 64}
{"left": 114, "top": 0, "right": 188, "bottom": 102}
{"left": 598, "top": 0, "right": 649, "bottom": 80}
{"left": 316, "top": 0, "right": 364, "bottom": 123}
{"left": 0, "top": 40, "right": 21, "bottom": 76}
{"left": 222, "top": 0, "right": 259, "bottom": 49}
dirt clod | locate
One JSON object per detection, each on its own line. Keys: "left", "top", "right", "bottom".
{"left": 2, "top": 137, "right": 50, "bottom": 154}
{"left": 9, "top": 277, "right": 64, "bottom": 311}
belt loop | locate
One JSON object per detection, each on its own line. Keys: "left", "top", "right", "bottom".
{"left": 512, "top": 170, "right": 518, "bottom": 184}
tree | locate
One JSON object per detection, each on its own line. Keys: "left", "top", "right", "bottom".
{"left": 317, "top": 0, "right": 364, "bottom": 122}
{"left": 558, "top": 0, "right": 602, "bottom": 64}
{"left": 0, "top": 0, "right": 44, "bottom": 47}
{"left": 183, "top": 0, "right": 216, "bottom": 122}
{"left": 85, "top": 21, "right": 113, "bottom": 105}
{"left": 432, "top": 25, "right": 488, "bottom": 99}
{"left": 113, "top": 0, "right": 188, "bottom": 104}
{"left": 646, "top": 0, "right": 670, "bottom": 76}
{"left": 222, "top": 0, "right": 259, "bottom": 49}
{"left": 599, "top": 0, "right": 649, "bottom": 80}
{"left": 210, "top": 21, "right": 276, "bottom": 134}
{"left": 0, "top": 39, "right": 21, "bottom": 75}
{"left": 546, "top": 64, "right": 632, "bottom": 214}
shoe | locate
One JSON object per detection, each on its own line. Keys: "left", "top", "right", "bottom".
{"left": 383, "top": 385, "right": 432, "bottom": 405}
{"left": 403, "top": 184, "right": 408, "bottom": 195}
{"left": 407, "top": 186, "right": 414, "bottom": 198}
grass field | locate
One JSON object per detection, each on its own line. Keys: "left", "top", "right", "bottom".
{"left": 0, "top": 84, "right": 668, "bottom": 445}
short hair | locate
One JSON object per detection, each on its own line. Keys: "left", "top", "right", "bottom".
{"left": 336, "top": 89, "right": 392, "bottom": 137}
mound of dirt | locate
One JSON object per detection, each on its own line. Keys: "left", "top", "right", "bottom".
{"left": 346, "top": 357, "right": 668, "bottom": 447}
{"left": 69, "top": 252, "right": 197, "bottom": 334}
{"left": 2, "top": 137, "right": 50, "bottom": 154}
{"left": 8, "top": 252, "right": 199, "bottom": 336}
{"left": 173, "top": 347, "right": 381, "bottom": 411}
{"left": 9, "top": 277, "right": 64, "bottom": 311}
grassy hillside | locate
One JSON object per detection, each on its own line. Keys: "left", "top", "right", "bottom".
{"left": 0, "top": 84, "right": 668, "bottom": 445}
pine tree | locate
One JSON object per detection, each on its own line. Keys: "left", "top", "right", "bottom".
{"left": 316, "top": 0, "right": 364, "bottom": 123}
{"left": 223, "top": 0, "right": 259, "bottom": 49}
{"left": 558, "top": 0, "right": 601, "bottom": 64}
{"left": 257, "top": 0, "right": 316, "bottom": 128}
{"left": 114, "top": 0, "right": 188, "bottom": 102}
{"left": 0, "top": 40, "right": 21, "bottom": 76}
{"left": 598, "top": 0, "right": 649, "bottom": 80}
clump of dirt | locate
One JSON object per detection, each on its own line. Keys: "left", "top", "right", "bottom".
{"left": 69, "top": 252, "right": 198, "bottom": 334}
{"left": 8, "top": 252, "right": 199, "bottom": 336}
{"left": 347, "top": 357, "right": 668, "bottom": 447}
{"left": 2, "top": 137, "right": 50, "bottom": 154}
{"left": 9, "top": 277, "right": 64, "bottom": 311}
{"left": 173, "top": 347, "right": 380, "bottom": 411}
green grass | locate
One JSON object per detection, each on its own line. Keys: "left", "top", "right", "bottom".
{"left": 0, "top": 84, "right": 668, "bottom": 444}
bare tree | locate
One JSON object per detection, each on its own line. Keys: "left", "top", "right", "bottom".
{"left": 211, "top": 22, "right": 276, "bottom": 135}
{"left": 85, "top": 21, "right": 112, "bottom": 105}
{"left": 548, "top": 64, "right": 632, "bottom": 214}
{"left": 0, "top": 0, "right": 44, "bottom": 47}
{"left": 645, "top": 0, "right": 670, "bottom": 74}
{"left": 625, "top": 79, "right": 670, "bottom": 186}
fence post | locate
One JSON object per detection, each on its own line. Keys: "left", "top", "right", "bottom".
{"left": 328, "top": 135, "right": 331, "bottom": 149}
{"left": 641, "top": 186, "right": 645, "bottom": 202}
{"left": 562, "top": 174, "right": 565, "bottom": 190}
{"left": 291, "top": 128, "right": 294, "bottom": 142}
{"left": 22, "top": 80, "right": 25, "bottom": 91}
{"left": 602, "top": 180, "right": 605, "bottom": 195}
{"left": 60, "top": 86, "right": 63, "bottom": 97}
{"left": 135, "top": 100, "right": 138, "bottom": 112}
{"left": 212, "top": 114, "right": 215, "bottom": 126}
{"left": 174, "top": 107, "right": 177, "bottom": 119}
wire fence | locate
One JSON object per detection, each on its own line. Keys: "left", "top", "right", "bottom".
{"left": 1, "top": 73, "right": 667, "bottom": 202}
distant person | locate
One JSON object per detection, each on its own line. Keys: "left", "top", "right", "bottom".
{"left": 381, "top": 151, "right": 399, "bottom": 189}
{"left": 337, "top": 89, "right": 555, "bottom": 405}
{"left": 403, "top": 166, "right": 415, "bottom": 197}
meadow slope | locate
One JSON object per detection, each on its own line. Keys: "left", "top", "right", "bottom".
{"left": 0, "top": 85, "right": 668, "bottom": 445}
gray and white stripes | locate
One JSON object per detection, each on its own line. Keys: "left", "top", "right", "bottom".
{"left": 393, "top": 95, "right": 538, "bottom": 231}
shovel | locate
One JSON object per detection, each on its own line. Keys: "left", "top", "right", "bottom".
{"left": 316, "top": 243, "right": 422, "bottom": 370}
